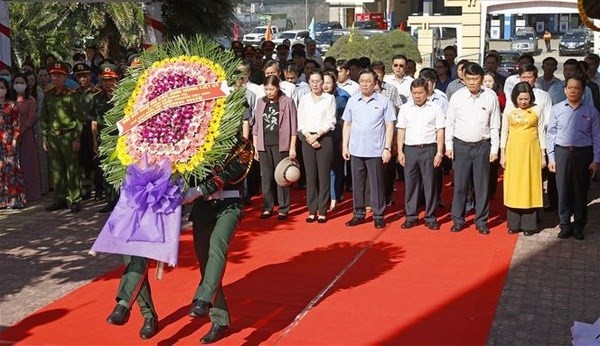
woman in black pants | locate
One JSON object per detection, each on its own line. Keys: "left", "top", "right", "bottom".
{"left": 297, "top": 70, "right": 337, "bottom": 223}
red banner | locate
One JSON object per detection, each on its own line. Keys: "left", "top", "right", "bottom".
{"left": 118, "top": 81, "right": 229, "bottom": 135}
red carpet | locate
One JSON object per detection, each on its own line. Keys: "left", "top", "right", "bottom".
{"left": 0, "top": 180, "right": 517, "bottom": 345}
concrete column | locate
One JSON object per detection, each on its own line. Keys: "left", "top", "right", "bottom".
{"left": 418, "top": 27, "right": 434, "bottom": 68}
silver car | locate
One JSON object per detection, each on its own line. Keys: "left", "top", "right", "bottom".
{"left": 510, "top": 31, "right": 538, "bottom": 55}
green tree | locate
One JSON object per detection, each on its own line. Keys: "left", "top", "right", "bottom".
{"left": 9, "top": 0, "right": 239, "bottom": 69}
{"left": 162, "top": 0, "right": 239, "bottom": 38}
{"left": 327, "top": 29, "right": 422, "bottom": 72}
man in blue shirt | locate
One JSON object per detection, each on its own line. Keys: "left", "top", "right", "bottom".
{"left": 342, "top": 69, "right": 396, "bottom": 229}
{"left": 547, "top": 76, "right": 600, "bottom": 240}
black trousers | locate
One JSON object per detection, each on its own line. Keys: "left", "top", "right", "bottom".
{"left": 555, "top": 145, "right": 593, "bottom": 232}
{"left": 506, "top": 207, "right": 537, "bottom": 231}
{"left": 384, "top": 155, "right": 398, "bottom": 204}
{"left": 451, "top": 138, "right": 491, "bottom": 228}
{"left": 404, "top": 145, "right": 438, "bottom": 222}
{"left": 351, "top": 155, "right": 386, "bottom": 220}
{"left": 258, "top": 145, "right": 290, "bottom": 214}
{"left": 302, "top": 134, "right": 333, "bottom": 215}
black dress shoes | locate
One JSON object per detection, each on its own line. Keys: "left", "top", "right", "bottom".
{"left": 401, "top": 220, "right": 418, "bottom": 229}
{"left": 508, "top": 229, "right": 521, "bottom": 234}
{"left": 557, "top": 229, "right": 573, "bottom": 239}
{"left": 374, "top": 219, "right": 386, "bottom": 229}
{"left": 106, "top": 304, "right": 130, "bottom": 325}
{"left": 345, "top": 217, "right": 365, "bottom": 227}
{"left": 139, "top": 316, "right": 158, "bottom": 339}
{"left": 277, "top": 213, "right": 288, "bottom": 221}
{"left": 573, "top": 229, "right": 585, "bottom": 240}
{"left": 522, "top": 230, "right": 535, "bottom": 236}
{"left": 70, "top": 202, "right": 82, "bottom": 213}
{"left": 424, "top": 221, "right": 440, "bottom": 230}
{"left": 189, "top": 299, "right": 211, "bottom": 318}
{"left": 45, "top": 201, "right": 68, "bottom": 212}
{"left": 476, "top": 225, "right": 490, "bottom": 235}
{"left": 450, "top": 224, "right": 464, "bottom": 233}
{"left": 200, "top": 323, "right": 229, "bottom": 344}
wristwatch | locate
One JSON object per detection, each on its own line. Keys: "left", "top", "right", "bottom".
{"left": 384, "top": 147, "right": 391, "bottom": 152}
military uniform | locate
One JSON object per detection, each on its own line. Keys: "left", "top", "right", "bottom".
{"left": 74, "top": 62, "right": 102, "bottom": 199}
{"left": 93, "top": 63, "right": 121, "bottom": 211}
{"left": 41, "top": 62, "right": 84, "bottom": 212}
{"left": 185, "top": 136, "right": 254, "bottom": 344}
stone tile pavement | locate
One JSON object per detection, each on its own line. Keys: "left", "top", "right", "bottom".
{"left": 1, "top": 183, "right": 599, "bottom": 344}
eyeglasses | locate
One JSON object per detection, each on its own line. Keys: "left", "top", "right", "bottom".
{"left": 393, "top": 64, "right": 405, "bottom": 68}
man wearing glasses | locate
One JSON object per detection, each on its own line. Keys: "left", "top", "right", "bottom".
{"left": 384, "top": 54, "right": 414, "bottom": 104}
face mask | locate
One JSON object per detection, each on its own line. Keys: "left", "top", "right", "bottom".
{"left": 13, "top": 83, "right": 26, "bottom": 93}
{"left": 0, "top": 89, "right": 7, "bottom": 97}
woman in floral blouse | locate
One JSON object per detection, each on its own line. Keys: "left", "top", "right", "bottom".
{"left": 0, "top": 78, "right": 26, "bottom": 208}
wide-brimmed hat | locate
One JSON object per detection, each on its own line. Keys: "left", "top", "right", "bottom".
{"left": 274, "top": 157, "right": 301, "bottom": 187}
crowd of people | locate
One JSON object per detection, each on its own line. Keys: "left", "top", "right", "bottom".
{"left": 1, "top": 39, "right": 599, "bottom": 242}
{"left": 1, "top": 36, "right": 599, "bottom": 343}
{"left": 233, "top": 40, "right": 600, "bottom": 240}
{"left": 0, "top": 44, "right": 129, "bottom": 212}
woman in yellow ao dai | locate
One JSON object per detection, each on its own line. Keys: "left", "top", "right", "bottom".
{"left": 500, "top": 82, "right": 546, "bottom": 236}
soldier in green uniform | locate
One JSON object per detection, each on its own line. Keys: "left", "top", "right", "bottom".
{"left": 105, "top": 254, "right": 159, "bottom": 340}
{"left": 93, "top": 63, "right": 120, "bottom": 213}
{"left": 41, "top": 62, "right": 84, "bottom": 212}
{"left": 74, "top": 62, "right": 101, "bottom": 200}
{"left": 183, "top": 135, "right": 254, "bottom": 344}
{"left": 102, "top": 63, "right": 159, "bottom": 340}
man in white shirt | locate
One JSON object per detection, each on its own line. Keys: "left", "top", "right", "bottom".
{"left": 255, "top": 60, "right": 298, "bottom": 105}
{"left": 419, "top": 68, "right": 449, "bottom": 207}
{"left": 384, "top": 54, "right": 414, "bottom": 103}
{"left": 503, "top": 54, "right": 534, "bottom": 97}
{"left": 283, "top": 64, "right": 310, "bottom": 100}
{"left": 445, "top": 62, "right": 501, "bottom": 234}
{"left": 305, "top": 39, "right": 323, "bottom": 67}
{"left": 504, "top": 64, "right": 552, "bottom": 123}
{"left": 397, "top": 78, "right": 445, "bottom": 230}
{"left": 336, "top": 59, "right": 360, "bottom": 96}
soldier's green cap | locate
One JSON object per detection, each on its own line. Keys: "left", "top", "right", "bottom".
{"left": 99, "top": 63, "right": 120, "bottom": 79}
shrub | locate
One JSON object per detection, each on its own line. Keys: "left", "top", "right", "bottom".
{"left": 327, "top": 29, "right": 422, "bottom": 72}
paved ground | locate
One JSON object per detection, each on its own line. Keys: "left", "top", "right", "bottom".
{"left": 1, "top": 180, "right": 599, "bottom": 344}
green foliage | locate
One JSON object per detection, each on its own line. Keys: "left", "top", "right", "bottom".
{"left": 327, "top": 29, "right": 422, "bottom": 72}
{"left": 162, "top": 0, "right": 238, "bottom": 38}
{"left": 9, "top": 2, "right": 144, "bottom": 67}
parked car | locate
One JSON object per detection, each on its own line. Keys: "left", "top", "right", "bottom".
{"left": 496, "top": 50, "right": 521, "bottom": 75}
{"left": 243, "top": 26, "right": 279, "bottom": 46}
{"left": 510, "top": 30, "right": 538, "bottom": 55}
{"left": 559, "top": 29, "right": 593, "bottom": 56}
{"left": 315, "top": 21, "right": 343, "bottom": 35}
{"left": 273, "top": 30, "right": 310, "bottom": 45}
{"left": 315, "top": 29, "right": 349, "bottom": 54}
